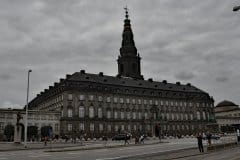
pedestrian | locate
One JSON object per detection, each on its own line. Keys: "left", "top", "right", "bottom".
{"left": 44, "top": 136, "right": 47, "bottom": 146}
{"left": 124, "top": 135, "right": 129, "bottom": 145}
{"left": 207, "top": 132, "right": 212, "bottom": 146}
{"left": 196, "top": 133, "right": 204, "bottom": 152}
{"left": 140, "top": 135, "right": 145, "bottom": 144}
{"left": 135, "top": 136, "right": 139, "bottom": 144}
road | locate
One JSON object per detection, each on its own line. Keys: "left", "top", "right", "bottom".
{"left": 0, "top": 138, "right": 238, "bottom": 160}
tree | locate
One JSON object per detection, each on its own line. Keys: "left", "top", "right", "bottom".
{"left": 4, "top": 124, "right": 14, "bottom": 141}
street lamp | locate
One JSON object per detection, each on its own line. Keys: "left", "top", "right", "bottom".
{"left": 233, "top": 5, "right": 240, "bottom": 12}
{"left": 24, "top": 69, "right": 32, "bottom": 148}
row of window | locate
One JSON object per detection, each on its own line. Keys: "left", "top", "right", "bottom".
{"left": 68, "top": 94, "right": 213, "bottom": 107}
{"left": 66, "top": 107, "right": 211, "bottom": 121}
{"left": 67, "top": 123, "right": 202, "bottom": 132}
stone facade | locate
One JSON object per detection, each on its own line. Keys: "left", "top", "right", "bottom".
{"left": 0, "top": 108, "right": 60, "bottom": 140}
{"left": 28, "top": 9, "right": 215, "bottom": 139}
{"left": 215, "top": 100, "right": 240, "bottom": 132}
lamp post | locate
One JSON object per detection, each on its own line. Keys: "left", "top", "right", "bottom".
{"left": 24, "top": 69, "right": 32, "bottom": 148}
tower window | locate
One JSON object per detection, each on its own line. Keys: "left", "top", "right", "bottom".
{"left": 132, "top": 63, "right": 136, "bottom": 72}
{"left": 120, "top": 64, "right": 124, "bottom": 73}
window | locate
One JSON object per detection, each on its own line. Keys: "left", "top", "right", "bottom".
{"left": 166, "top": 101, "right": 169, "bottom": 106}
{"left": 68, "top": 108, "right": 73, "bottom": 117}
{"left": 89, "top": 95, "right": 94, "bottom": 101}
{"left": 121, "top": 111, "right": 124, "bottom": 119}
{"left": 127, "top": 125, "right": 131, "bottom": 131}
{"left": 132, "top": 99, "right": 136, "bottom": 104}
{"left": 67, "top": 124, "right": 72, "bottom": 131}
{"left": 120, "top": 98, "right": 124, "bottom": 103}
{"left": 147, "top": 125, "right": 150, "bottom": 131}
{"left": 121, "top": 125, "right": 124, "bottom": 131}
{"left": 115, "top": 125, "right": 119, "bottom": 132}
{"left": 133, "top": 125, "right": 137, "bottom": 131}
{"left": 144, "top": 100, "right": 147, "bottom": 105}
{"left": 98, "top": 108, "right": 102, "bottom": 118}
{"left": 138, "top": 112, "right": 142, "bottom": 119}
{"left": 107, "top": 111, "right": 111, "bottom": 119}
{"left": 190, "top": 114, "right": 193, "bottom": 120}
{"left": 89, "top": 107, "right": 94, "bottom": 118}
{"left": 160, "top": 100, "right": 163, "bottom": 105}
{"left": 0, "top": 122, "right": 4, "bottom": 131}
{"left": 138, "top": 99, "right": 141, "bottom": 104}
{"left": 166, "top": 113, "right": 169, "bottom": 120}
{"left": 68, "top": 94, "right": 73, "bottom": 100}
{"left": 197, "top": 111, "right": 201, "bottom": 120}
{"left": 185, "top": 114, "right": 188, "bottom": 120}
{"left": 170, "top": 101, "right": 173, "bottom": 106}
{"left": 107, "top": 125, "right": 111, "bottom": 132}
{"left": 180, "top": 113, "right": 183, "bottom": 120}
{"left": 79, "top": 95, "right": 85, "bottom": 100}
{"left": 90, "top": 123, "right": 94, "bottom": 131}
{"left": 113, "top": 97, "right": 118, "bottom": 103}
{"left": 127, "top": 112, "right": 131, "bottom": 119}
{"left": 107, "top": 97, "right": 111, "bottom": 103}
{"left": 154, "top": 100, "right": 158, "bottom": 105}
{"left": 99, "top": 124, "right": 103, "bottom": 132}
{"left": 79, "top": 123, "right": 84, "bottom": 131}
{"left": 144, "top": 112, "right": 148, "bottom": 119}
{"left": 79, "top": 106, "right": 85, "bottom": 118}
{"left": 133, "top": 112, "right": 136, "bottom": 119}
{"left": 149, "top": 100, "right": 153, "bottom": 105}
{"left": 98, "top": 96, "right": 103, "bottom": 101}
{"left": 202, "top": 111, "right": 206, "bottom": 120}
{"left": 114, "top": 111, "right": 118, "bottom": 119}
{"left": 126, "top": 98, "right": 130, "bottom": 104}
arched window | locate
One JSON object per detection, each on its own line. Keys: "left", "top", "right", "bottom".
{"left": 197, "top": 111, "right": 201, "bottom": 120}
{"left": 166, "top": 113, "right": 169, "bottom": 120}
{"left": 107, "top": 110, "right": 111, "bottom": 119}
{"left": 132, "top": 63, "right": 136, "bottom": 72}
{"left": 114, "top": 111, "right": 118, "bottom": 119}
{"left": 133, "top": 112, "right": 136, "bottom": 119}
{"left": 89, "top": 107, "right": 94, "bottom": 118}
{"left": 202, "top": 111, "right": 206, "bottom": 120}
{"left": 120, "top": 64, "right": 124, "bottom": 73}
{"left": 68, "top": 108, "right": 73, "bottom": 117}
{"left": 79, "top": 106, "right": 85, "bottom": 118}
{"left": 98, "top": 108, "right": 102, "bottom": 118}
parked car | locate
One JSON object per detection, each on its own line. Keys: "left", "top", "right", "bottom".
{"left": 203, "top": 134, "right": 220, "bottom": 140}
{"left": 112, "top": 133, "right": 131, "bottom": 141}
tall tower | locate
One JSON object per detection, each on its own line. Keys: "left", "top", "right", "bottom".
{"left": 117, "top": 7, "right": 143, "bottom": 80}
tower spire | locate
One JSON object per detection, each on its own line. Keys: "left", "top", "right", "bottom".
{"left": 117, "top": 7, "right": 143, "bottom": 80}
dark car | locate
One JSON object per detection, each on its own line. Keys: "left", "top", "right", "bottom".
{"left": 112, "top": 133, "right": 131, "bottom": 141}
{"left": 203, "top": 134, "right": 220, "bottom": 140}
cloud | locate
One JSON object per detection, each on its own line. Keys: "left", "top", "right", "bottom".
{"left": 216, "top": 76, "right": 229, "bottom": 82}
{"left": 175, "top": 71, "right": 195, "bottom": 81}
{"left": 0, "top": 0, "right": 240, "bottom": 108}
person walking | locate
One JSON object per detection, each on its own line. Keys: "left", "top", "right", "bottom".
{"left": 124, "top": 135, "right": 129, "bottom": 145}
{"left": 197, "top": 133, "right": 204, "bottom": 152}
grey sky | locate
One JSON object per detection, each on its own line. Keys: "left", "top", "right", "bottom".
{"left": 0, "top": 0, "right": 239, "bottom": 108}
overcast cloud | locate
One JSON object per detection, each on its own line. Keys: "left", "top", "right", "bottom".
{"left": 0, "top": 0, "right": 240, "bottom": 108}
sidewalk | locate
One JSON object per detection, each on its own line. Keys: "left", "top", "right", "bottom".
{"left": 0, "top": 138, "right": 166, "bottom": 152}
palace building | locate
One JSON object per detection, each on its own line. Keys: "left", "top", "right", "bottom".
{"left": 28, "top": 9, "right": 216, "bottom": 138}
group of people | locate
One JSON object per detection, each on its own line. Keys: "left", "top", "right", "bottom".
{"left": 196, "top": 132, "right": 212, "bottom": 153}
{"left": 134, "top": 135, "right": 145, "bottom": 144}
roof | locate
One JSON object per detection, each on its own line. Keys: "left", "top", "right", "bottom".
{"left": 67, "top": 71, "right": 207, "bottom": 93}
{"left": 216, "top": 100, "right": 238, "bottom": 107}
